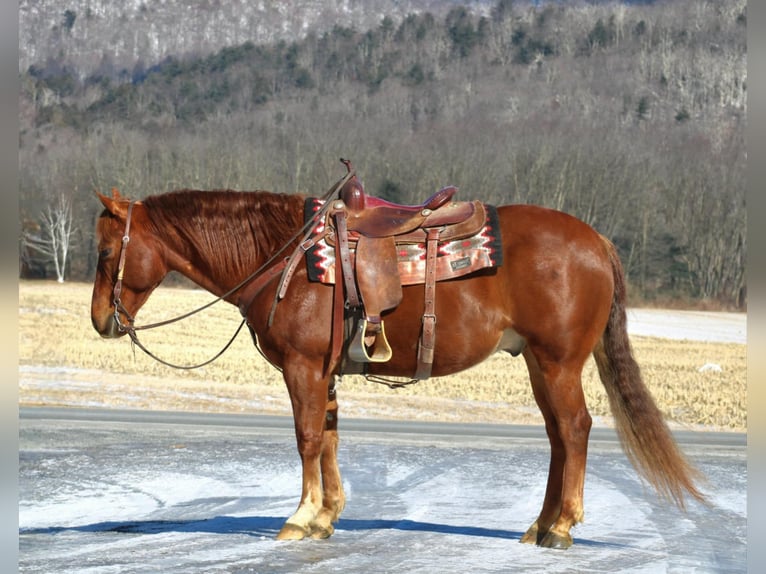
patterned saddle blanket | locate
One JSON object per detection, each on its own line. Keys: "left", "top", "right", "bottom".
{"left": 303, "top": 198, "right": 504, "bottom": 286}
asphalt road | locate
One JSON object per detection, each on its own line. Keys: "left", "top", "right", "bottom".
{"left": 19, "top": 407, "right": 746, "bottom": 573}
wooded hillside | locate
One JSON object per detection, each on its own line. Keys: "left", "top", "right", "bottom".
{"left": 18, "top": 0, "right": 747, "bottom": 307}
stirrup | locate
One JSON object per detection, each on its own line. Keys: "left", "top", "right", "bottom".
{"left": 348, "top": 318, "right": 393, "bottom": 363}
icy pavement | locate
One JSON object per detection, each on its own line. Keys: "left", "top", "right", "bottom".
{"left": 19, "top": 409, "right": 746, "bottom": 573}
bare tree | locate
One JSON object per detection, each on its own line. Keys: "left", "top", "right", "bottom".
{"left": 22, "top": 194, "right": 76, "bottom": 283}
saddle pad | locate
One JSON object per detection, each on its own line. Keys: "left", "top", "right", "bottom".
{"left": 303, "top": 198, "right": 503, "bottom": 285}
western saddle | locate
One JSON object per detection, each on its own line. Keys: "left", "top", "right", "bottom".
{"left": 273, "top": 159, "right": 487, "bottom": 381}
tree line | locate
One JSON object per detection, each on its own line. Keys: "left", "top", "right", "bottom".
{"left": 18, "top": 0, "right": 747, "bottom": 308}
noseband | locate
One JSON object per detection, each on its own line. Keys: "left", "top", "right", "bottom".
{"left": 112, "top": 200, "right": 136, "bottom": 332}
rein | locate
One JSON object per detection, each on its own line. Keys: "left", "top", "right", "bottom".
{"left": 111, "top": 168, "right": 355, "bottom": 369}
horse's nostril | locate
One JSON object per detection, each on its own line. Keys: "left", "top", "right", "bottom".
{"left": 93, "top": 315, "right": 125, "bottom": 339}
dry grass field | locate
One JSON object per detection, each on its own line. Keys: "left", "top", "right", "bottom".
{"left": 18, "top": 281, "right": 746, "bottom": 431}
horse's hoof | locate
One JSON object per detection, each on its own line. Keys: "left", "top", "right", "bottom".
{"left": 539, "top": 530, "right": 573, "bottom": 549}
{"left": 310, "top": 524, "right": 335, "bottom": 539}
{"left": 520, "top": 524, "right": 540, "bottom": 545}
{"left": 276, "top": 523, "right": 309, "bottom": 540}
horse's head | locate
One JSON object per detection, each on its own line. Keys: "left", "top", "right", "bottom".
{"left": 91, "top": 188, "right": 168, "bottom": 338}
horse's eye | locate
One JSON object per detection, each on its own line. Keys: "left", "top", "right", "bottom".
{"left": 99, "top": 248, "right": 112, "bottom": 260}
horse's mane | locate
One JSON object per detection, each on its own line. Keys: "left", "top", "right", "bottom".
{"left": 141, "top": 189, "right": 305, "bottom": 280}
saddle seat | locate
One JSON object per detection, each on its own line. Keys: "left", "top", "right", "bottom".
{"left": 339, "top": 178, "right": 476, "bottom": 238}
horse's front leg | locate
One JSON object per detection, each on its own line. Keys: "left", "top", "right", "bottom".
{"left": 278, "top": 362, "right": 344, "bottom": 540}
{"left": 319, "top": 378, "right": 345, "bottom": 524}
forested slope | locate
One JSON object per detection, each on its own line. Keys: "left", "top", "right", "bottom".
{"left": 18, "top": 0, "right": 747, "bottom": 307}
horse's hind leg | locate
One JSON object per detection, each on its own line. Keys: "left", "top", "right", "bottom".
{"left": 520, "top": 347, "right": 591, "bottom": 549}
{"left": 278, "top": 360, "right": 344, "bottom": 540}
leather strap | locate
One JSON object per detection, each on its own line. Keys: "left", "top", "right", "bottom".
{"left": 112, "top": 200, "right": 136, "bottom": 310}
{"left": 237, "top": 258, "right": 289, "bottom": 318}
{"left": 277, "top": 238, "right": 314, "bottom": 300}
{"left": 329, "top": 228, "right": 347, "bottom": 377}
{"left": 414, "top": 227, "right": 439, "bottom": 380}
{"left": 333, "top": 206, "right": 361, "bottom": 308}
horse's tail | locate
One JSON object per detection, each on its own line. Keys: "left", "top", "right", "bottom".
{"left": 593, "top": 236, "right": 706, "bottom": 509}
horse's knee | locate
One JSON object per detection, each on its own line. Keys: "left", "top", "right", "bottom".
{"left": 296, "top": 429, "right": 324, "bottom": 459}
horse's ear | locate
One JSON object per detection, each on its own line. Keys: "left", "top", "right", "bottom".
{"left": 95, "top": 188, "right": 128, "bottom": 219}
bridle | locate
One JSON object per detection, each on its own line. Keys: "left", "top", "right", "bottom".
{"left": 108, "top": 168, "right": 355, "bottom": 370}
{"left": 110, "top": 199, "right": 283, "bottom": 370}
{"left": 111, "top": 200, "right": 137, "bottom": 330}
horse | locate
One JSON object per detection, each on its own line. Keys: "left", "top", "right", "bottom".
{"left": 90, "top": 174, "right": 704, "bottom": 549}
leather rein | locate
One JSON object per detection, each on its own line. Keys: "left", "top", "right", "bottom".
{"left": 110, "top": 169, "right": 354, "bottom": 370}
{"left": 111, "top": 200, "right": 254, "bottom": 369}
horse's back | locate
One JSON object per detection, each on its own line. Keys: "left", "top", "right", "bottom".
{"left": 497, "top": 203, "right": 607, "bottom": 250}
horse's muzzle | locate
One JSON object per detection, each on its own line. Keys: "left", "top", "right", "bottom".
{"left": 92, "top": 314, "right": 126, "bottom": 339}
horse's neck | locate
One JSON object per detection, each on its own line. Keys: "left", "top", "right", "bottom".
{"left": 159, "top": 193, "right": 302, "bottom": 299}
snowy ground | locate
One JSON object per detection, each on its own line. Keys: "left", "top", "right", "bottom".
{"left": 19, "top": 409, "right": 746, "bottom": 574}
{"left": 626, "top": 308, "right": 745, "bottom": 344}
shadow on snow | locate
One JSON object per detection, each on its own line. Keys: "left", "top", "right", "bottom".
{"left": 20, "top": 515, "right": 626, "bottom": 549}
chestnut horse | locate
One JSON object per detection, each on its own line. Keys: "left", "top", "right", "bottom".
{"left": 91, "top": 180, "right": 704, "bottom": 549}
